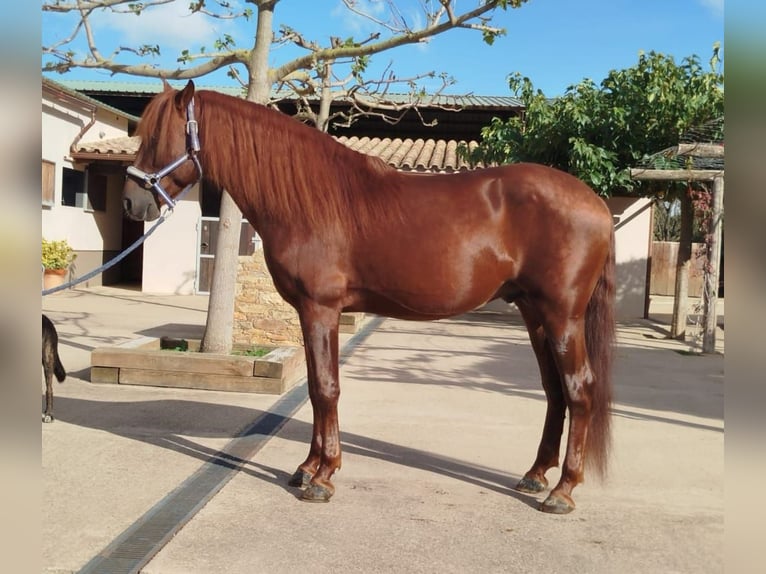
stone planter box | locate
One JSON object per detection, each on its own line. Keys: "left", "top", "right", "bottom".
{"left": 91, "top": 338, "right": 305, "bottom": 395}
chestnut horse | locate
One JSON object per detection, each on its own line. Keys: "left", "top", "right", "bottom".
{"left": 124, "top": 81, "right": 615, "bottom": 514}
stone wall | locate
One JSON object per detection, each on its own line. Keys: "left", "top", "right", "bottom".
{"left": 233, "top": 252, "right": 304, "bottom": 348}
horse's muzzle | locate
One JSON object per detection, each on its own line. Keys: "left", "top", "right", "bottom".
{"left": 122, "top": 188, "right": 161, "bottom": 221}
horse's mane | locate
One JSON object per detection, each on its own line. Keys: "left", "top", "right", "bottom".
{"left": 135, "top": 89, "right": 188, "bottom": 169}
{"left": 140, "top": 89, "right": 406, "bottom": 234}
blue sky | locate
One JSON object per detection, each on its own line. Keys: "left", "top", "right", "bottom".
{"left": 42, "top": 0, "right": 724, "bottom": 97}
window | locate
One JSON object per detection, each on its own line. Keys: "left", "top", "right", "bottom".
{"left": 42, "top": 160, "right": 55, "bottom": 206}
{"left": 61, "top": 167, "right": 108, "bottom": 212}
{"left": 61, "top": 167, "right": 86, "bottom": 208}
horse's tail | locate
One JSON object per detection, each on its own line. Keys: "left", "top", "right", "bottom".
{"left": 584, "top": 227, "right": 616, "bottom": 480}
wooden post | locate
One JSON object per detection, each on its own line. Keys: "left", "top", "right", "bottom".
{"left": 702, "top": 176, "right": 724, "bottom": 353}
{"left": 629, "top": 152, "right": 724, "bottom": 347}
{"left": 671, "top": 192, "right": 693, "bottom": 340}
{"left": 643, "top": 200, "right": 655, "bottom": 319}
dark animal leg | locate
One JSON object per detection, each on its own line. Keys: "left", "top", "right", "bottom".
{"left": 42, "top": 315, "right": 65, "bottom": 424}
{"left": 43, "top": 369, "right": 54, "bottom": 423}
{"left": 538, "top": 318, "right": 595, "bottom": 514}
{"left": 290, "top": 303, "right": 342, "bottom": 502}
{"left": 515, "top": 302, "right": 565, "bottom": 494}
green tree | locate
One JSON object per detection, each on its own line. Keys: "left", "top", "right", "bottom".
{"left": 463, "top": 46, "right": 723, "bottom": 196}
{"left": 43, "top": 0, "right": 528, "bottom": 354}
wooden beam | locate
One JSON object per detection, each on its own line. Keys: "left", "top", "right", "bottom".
{"left": 677, "top": 143, "right": 724, "bottom": 158}
{"left": 629, "top": 168, "right": 724, "bottom": 181}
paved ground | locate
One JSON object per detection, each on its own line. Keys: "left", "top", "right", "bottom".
{"left": 42, "top": 287, "right": 724, "bottom": 574}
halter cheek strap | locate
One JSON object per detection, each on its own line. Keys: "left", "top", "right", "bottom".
{"left": 126, "top": 99, "right": 203, "bottom": 209}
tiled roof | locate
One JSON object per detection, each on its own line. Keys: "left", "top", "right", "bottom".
{"left": 73, "top": 135, "right": 485, "bottom": 172}
{"left": 336, "top": 136, "right": 483, "bottom": 171}
{"left": 74, "top": 136, "right": 141, "bottom": 162}
{"left": 56, "top": 79, "right": 523, "bottom": 109}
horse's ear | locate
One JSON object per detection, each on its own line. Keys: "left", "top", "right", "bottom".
{"left": 161, "top": 76, "right": 173, "bottom": 92}
{"left": 174, "top": 80, "right": 196, "bottom": 111}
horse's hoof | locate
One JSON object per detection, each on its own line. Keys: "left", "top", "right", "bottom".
{"left": 301, "top": 483, "right": 333, "bottom": 503}
{"left": 42, "top": 414, "right": 54, "bottom": 424}
{"left": 540, "top": 493, "right": 575, "bottom": 514}
{"left": 515, "top": 475, "right": 547, "bottom": 493}
{"left": 288, "top": 469, "right": 313, "bottom": 489}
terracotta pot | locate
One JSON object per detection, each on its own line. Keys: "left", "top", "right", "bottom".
{"left": 43, "top": 268, "right": 68, "bottom": 291}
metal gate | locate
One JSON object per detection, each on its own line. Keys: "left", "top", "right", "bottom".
{"left": 196, "top": 216, "right": 258, "bottom": 294}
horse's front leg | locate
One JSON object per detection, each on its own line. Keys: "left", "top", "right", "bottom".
{"left": 290, "top": 302, "right": 342, "bottom": 502}
{"left": 286, "top": 372, "right": 322, "bottom": 489}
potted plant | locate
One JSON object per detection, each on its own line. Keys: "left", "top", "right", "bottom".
{"left": 42, "top": 238, "right": 76, "bottom": 290}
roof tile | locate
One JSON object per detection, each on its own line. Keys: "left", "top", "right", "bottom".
{"left": 73, "top": 134, "right": 486, "bottom": 172}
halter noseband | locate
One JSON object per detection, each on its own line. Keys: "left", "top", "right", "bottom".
{"left": 126, "top": 99, "right": 203, "bottom": 208}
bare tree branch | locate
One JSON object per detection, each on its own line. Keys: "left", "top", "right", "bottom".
{"left": 43, "top": 0, "right": 522, "bottom": 97}
{"left": 282, "top": 56, "right": 459, "bottom": 133}
{"left": 44, "top": 0, "right": 517, "bottom": 82}
{"left": 269, "top": 1, "right": 510, "bottom": 84}
{"left": 43, "top": 0, "right": 174, "bottom": 12}
{"left": 187, "top": 0, "right": 251, "bottom": 19}
{"left": 341, "top": 0, "right": 409, "bottom": 34}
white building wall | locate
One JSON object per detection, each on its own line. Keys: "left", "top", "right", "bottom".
{"left": 41, "top": 90, "right": 129, "bottom": 253}
{"left": 606, "top": 196, "right": 653, "bottom": 319}
{"left": 140, "top": 186, "right": 201, "bottom": 295}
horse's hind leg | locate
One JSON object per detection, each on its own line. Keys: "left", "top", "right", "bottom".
{"left": 538, "top": 317, "right": 595, "bottom": 514}
{"left": 515, "top": 302, "right": 566, "bottom": 494}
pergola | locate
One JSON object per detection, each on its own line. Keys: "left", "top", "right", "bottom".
{"left": 629, "top": 120, "right": 724, "bottom": 353}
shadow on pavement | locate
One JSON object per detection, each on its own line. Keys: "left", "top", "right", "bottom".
{"left": 49, "top": 394, "right": 538, "bottom": 510}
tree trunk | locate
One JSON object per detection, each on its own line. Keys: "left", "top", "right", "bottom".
{"left": 199, "top": 3, "right": 273, "bottom": 354}
{"left": 670, "top": 189, "right": 694, "bottom": 339}
{"left": 316, "top": 61, "right": 333, "bottom": 132}
{"left": 643, "top": 200, "right": 656, "bottom": 319}
{"left": 200, "top": 191, "right": 242, "bottom": 353}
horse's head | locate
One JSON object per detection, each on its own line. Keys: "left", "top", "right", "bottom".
{"left": 123, "top": 80, "right": 202, "bottom": 221}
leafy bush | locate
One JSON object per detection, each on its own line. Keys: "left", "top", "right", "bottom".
{"left": 42, "top": 238, "right": 76, "bottom": 270}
